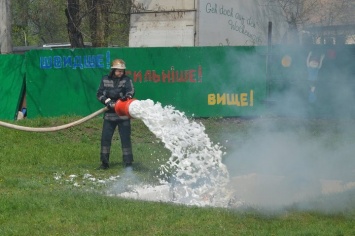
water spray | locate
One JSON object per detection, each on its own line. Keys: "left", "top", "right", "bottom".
{"left": 111, "top": 99, "right": 233, "bottom": 207}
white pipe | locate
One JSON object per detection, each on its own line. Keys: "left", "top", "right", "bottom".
{"left": 0, "top": 107, "right": 108, "bottom": 132}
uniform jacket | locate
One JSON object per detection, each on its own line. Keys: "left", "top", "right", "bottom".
{"left": 96, "top": 74, "right": 135, "bottom": 119}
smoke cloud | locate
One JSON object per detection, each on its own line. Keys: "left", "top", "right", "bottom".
{"left": 224, "top": 45, "right": 355, "bottom": 212}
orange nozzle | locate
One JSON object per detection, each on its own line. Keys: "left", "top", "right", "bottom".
{"left": 114, "top": 99, "right": 136, "bottom": 117}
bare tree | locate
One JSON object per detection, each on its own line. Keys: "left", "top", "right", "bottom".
{"left": 10, "top": 0, "right": 132, "bottom": 48}
{"left": 83, "top": 0, "right": 108, "bottom": 47}
{"left": 266, "top": 0, "right": 355, "bottom": 44}
{"left": 0, "top": 0, "right": 13, "bottom": 53}
{"left": 20, "top": 1, "right": 68, "bottom": 45}
{"left": 266, "top": 0, "right": 320, "bottom": 44}
{"left": 316, "top": 0, "right": 355, "bottom": 44}
{"left": 75, "top": 0, "right": 131, "bottom": 47}
{"left": 316, "top": 0, "right": 353, "bottom": 25}
{"left": 66, "top": 0, "right": 84, "bottom": 47}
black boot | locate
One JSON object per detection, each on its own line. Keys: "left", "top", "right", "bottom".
{"left": 98, "top": 153, "right": 110, "bottom": 170}
{"left": 97, "top": 163, "right": 109, "bottom": 170}
{"left": 123, "top": 154, "right": 133, "bottom": 168}
{"left": 124, "top": 162, "right": 132, "bottom": 168}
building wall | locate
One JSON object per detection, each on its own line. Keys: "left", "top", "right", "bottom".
{"left": 129, "top": 0, "right": 197, "bottom": 47}
{"left": 197, "top": 0, "right": 288, "bottom": 46}
{"left": 129, "top": 0, "right": 288, "bottom": 47}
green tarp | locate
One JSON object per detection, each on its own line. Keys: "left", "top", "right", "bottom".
{"left": 2, "top": 45, "right": 353, "bottom": 120}
{"left": 0, "top": 54, "right": 25, "bottom": 120}
{"left": 25, "top": 47, "right": 266, "bottom": 118}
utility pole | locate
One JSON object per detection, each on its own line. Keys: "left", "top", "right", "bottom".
{"left": 0, "top": 0, "right": 13, "bottom": 54}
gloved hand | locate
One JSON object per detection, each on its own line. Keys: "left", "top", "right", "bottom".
{"left": 120, "top": 95, "right": 132, "bottom": 101}
{"left": 107, "top": 101, "right": 115, "bottom": 109}
{"left": 106, "top": 101, "right": 116, "bottom": 110}
{"left": 104, "top": 98, "right": 115, "bottom": 110}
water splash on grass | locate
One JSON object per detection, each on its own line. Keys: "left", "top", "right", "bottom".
{"left": 111, "top": 99, "right": 235, "bottom": 207}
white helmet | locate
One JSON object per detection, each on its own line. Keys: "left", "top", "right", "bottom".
{"left": 111, "top": 59, "right": 126, "bottom": 69}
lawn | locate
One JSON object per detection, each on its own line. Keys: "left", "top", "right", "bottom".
{"left": 0, "top": 115, "right": 354, "bottom": 235}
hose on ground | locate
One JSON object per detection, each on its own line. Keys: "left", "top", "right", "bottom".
{"left": 0, "top": 107, "right": 108, "bottom": 132}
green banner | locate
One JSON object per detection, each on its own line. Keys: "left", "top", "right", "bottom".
{"left": 3, "top": 45, "right": 354, "bottom": 119}
{"left": 0, "top": 54, "right": 25, "bottom": 120}
{"left": 25, "top": 46, "right": 267, "bottom": 118}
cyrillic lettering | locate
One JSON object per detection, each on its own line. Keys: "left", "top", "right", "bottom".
{"left": 73, "top": 56, "right": 83, "bottom": 69}
{"left": 40, "top": 57, "right": 52, "bottom": 69}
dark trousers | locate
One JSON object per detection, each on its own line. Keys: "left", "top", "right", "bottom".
{"left": 100, "top": 118, "right": 133, "bottom": 164}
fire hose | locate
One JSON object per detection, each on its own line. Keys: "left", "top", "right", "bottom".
{"left": 0, "top": 99, "right": 136, "bottom": 132}
{"left": 0, "top": 107, "right": 109, "bottom": 132}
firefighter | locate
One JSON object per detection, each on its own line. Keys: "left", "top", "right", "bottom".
{"left": 96, "top": 59, "right": 135, "bottom": 169}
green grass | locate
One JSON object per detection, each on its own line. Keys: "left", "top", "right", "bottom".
{"left": 0, "top": 116, "right": 355, "bottom": 235}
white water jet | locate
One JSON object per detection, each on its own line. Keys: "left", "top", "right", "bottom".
{"left": 109, "top": 99, "right": 238, "bottom": 207}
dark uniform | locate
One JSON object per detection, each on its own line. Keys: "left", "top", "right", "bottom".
{"left": 96, "top": 67, "right": 135, "bottom": 169}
